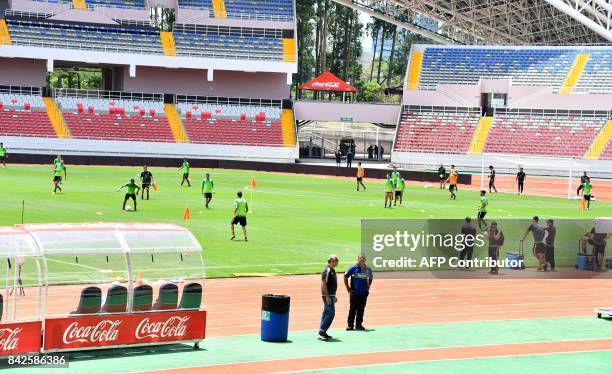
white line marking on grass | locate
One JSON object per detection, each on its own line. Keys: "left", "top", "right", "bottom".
{"left": 46, "top": 258, "right": 114, "bottom": 273}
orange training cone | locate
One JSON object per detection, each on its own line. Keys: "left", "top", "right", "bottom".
{"left": 183, "top": 207, "right": 191, "bottom": 221}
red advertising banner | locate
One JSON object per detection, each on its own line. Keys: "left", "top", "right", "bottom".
{"left": 43, "top": 310, "right": 206, "bottom": 351}
{"left": 0, "top": 321, "right": 42, "bottom": 355}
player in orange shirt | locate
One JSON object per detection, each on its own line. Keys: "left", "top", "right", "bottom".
{"left": 356, "top": 162, "right": 366, "bottom": 191}
{"left": 446, "top": 165, "right": 458, "bottom": 200}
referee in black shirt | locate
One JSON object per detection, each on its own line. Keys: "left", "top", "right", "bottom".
{"left": 516, "top": 167, "right": 526, "bottom": 195}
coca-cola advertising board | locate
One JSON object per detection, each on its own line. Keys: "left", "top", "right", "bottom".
{"left": 43, "top": 311, "right": 206, "bottom": 351}
{"left": 0, "top": 321, "right": 42, "bottom": 355}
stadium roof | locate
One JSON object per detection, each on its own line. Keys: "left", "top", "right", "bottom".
{"left": 334, "top": 0, "right": 612, "bottom": 45}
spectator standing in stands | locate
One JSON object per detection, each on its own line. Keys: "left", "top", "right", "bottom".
{"left": 335, "top": 149, "right": 342, "bottom": 167}
{"left": 346, "top": 150, "right": 353, "bottom": 168}
{"left": 438, "top": 163, "right": 446, "bottom": 189}
{"left": 230, "top": 191, "right": 249, "bottom": 241}
{"left": 356, "top": 162, "right": 366, "bottom": 191}
{"left": 460, "top": 217, "right": 477, "bottom": 269}
{"left": 577, "top": 171, "right": 590, "bottom": 196}
{"left": 140, "top": 166, "right": 154, "bottom": 200}
{"left": 201, "top": 173, "right": 215, "bottom": 208}
{"left": 373, "top": 145, "right": 379, "bottom": 160}
{"left": 544, "top": 219, "right": 556, "bottom": 271}
{"left": 0, "top": 143, "right": 7, "bottom": 167}
{"left": 488, "top": 165, "right": 498, "bottom": 193}
{"left": 487, "top": 221, "right": 503, "bottom": 275}
{"left": 379, "top": 145, "right": 384, "bottom": 160}
{"left": 179, "top": 158, "right": 191, "bottom": 187}
{"left": 319, "top": 254, "right": 339, "bottom": 341}
{"left": 516, "top": 167, "right": 526, "bottom": 195}
{"left": 520, "top": 216, "right": 547, "bottom": 271}
{"left": 344, "top": 254, "right": 373, "bottom": 331}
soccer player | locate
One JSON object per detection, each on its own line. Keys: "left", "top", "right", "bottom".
{"left": 179, "top": 158, "right": 191, "bottom": 187}
{"left": 118, "top": 178, "right": 140, "bottom": 211}
{"left": 140, "top": 166, "right": 154, "bottom": 200}
{"left": 477, "top": 190, "right": 488, "bottom": 230}
{"left": 391, "top": 167, "right": 400, "bottom": 191}
{"left": 395, "top": 177, "right": 405, "bottom": 206}
{"left": 0, "top": 143, "right": 7, "bottom": 167}
{"left": 577, "top": 171, "right": 589, "bottom": 196}
{"left": 201, "top": 173, "right": 215, "bottom": 208}
{"left": 230, "top": 191, "right": 249, "bottom": 241}
{"left": 53, "top": 155, "right": 62, "bottom": 166}
{"left": 52, "top": 160, "right": 67, "bottom": 193}
{"left": 384, "top": 173, "right": 394, "bottom": 208}
{"left": 516, "top": 167, "right": 526, "bottom": 195}
{"left": 446, "top": 166, "right": 458, "bottom": 200}
{"left": 438, "top": 163, "right": 446, "bottom": 189}
{"left": 488, "top": 165, "right": 497, "bottom": 193}
{"left": 356, "top": 162, "right": 366, "bottom": 191}
{"left": 582, "top": 179, "right": 593, "bottom": 210}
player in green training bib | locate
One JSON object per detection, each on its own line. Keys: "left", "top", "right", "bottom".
{"left": 179, "top": 158, "right": 191, "bottom": 187}
{"left": 201, "top": 173, "right": 215, "bottom": 208}
{"left": 0, "top": 142, "right": 7, "bottom": 167}
{"left": 477, "top": 190, "right": 488, "bottom": 230}
{"left": 583, "top": 181, "right": 593, "bottom": 210}
{"left": 395, "top": 177, "right": 406, "bottom": 206}
{"left": 384, "top": 173, "right": 394, "bottom": 208}
{"left": 231, "top": 191, "right": 249, "bottom": 241}
{"left": 391, "top": 167, "right": 400, "bottom": 190}
{"left": 52, "top": 161, "right": 67, "bottom": 193}
{"left": 117, "top": 178, "right": 141, "bottom": 211}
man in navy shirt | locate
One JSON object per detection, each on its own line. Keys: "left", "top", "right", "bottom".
{"left": 344, "top": 254, "right": 373, "bottom": 331}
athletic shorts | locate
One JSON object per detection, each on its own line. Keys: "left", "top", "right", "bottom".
{"left": 125, "top": 193, "right": 136, "bottom": 200}
{"left": 449, "top": 184, "right": 457, "bottom": 191}
{"left": 204, "top": 192, "right": 213, "bottom": 199}
{"left": 584, "top": 195, "right": 591, "bottom": 201}
{"left": 478, "top": 211, "right": 487, "bottom": 219}
{"left": 142, "top": 183, "right": 151, "bottom": 189}
{"left": 395, "top": 191, "right": 402, "bottom": 197}
{"left": 357, "top": 177, "right": 363, "bottom": 182}
{"left": 534, "top": 242, "right": 547, "bottom": 254}
{"left": 518, "top": 181, "right": 524, "bottom": 185}
{"left": 232, "top": 216, "right": 247, "bottom": 226}
{"left": 489, "top": 179, "right": 495, "bottom": 185}
{"left": 593, "top": 245, "right": 606, "bottom": 255}
{"left": 0, "top": 156, "right": 5, "bottom": 162}
{"left": 53, "top": 176, "right": 62, "bottom": 183}
{"left": 183, "top": 173, "right": 189, "bottom": 178}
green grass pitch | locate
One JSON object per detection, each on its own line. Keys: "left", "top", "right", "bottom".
{"left": 1, "top": 164, "right": 611, "bottom": 282}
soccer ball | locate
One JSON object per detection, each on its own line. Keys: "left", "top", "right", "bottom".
{"left": 125, "top": 205, "right": 132, "bottom": 211}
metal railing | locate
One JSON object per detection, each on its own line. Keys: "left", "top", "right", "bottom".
{"left": 176, "top": 95, "right": 282, "bottom": 107}
{"left": 0, "top": 85, "right": 43, "bottom": 96}
{"left": 93, "top": 6, "right": 154, "bottom": 27}
{"left": 179, "top": 9, "right": 215, "bottom": 24}
{"left": 494, "top": 107, "right": 610, "bottom": 118}
{"left": 54, "top": 88, "right": 163, "bottom": 102}
{"left": 173, "top": 23, "right": 283, "bottom": 38}
{"left": 7, "top": 39, "right": 163, "bottom": 56}
{"left": 5, "top": 2, "right": 71, "bottom": 19}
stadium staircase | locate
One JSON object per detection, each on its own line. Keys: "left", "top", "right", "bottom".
{"left": 43, "top": 97, "right": 71, "bottom": 139}
{"left": 281, "top": 108, "right": 296, "bottom": 147}
{"left": 73, "top": 0, "right": 88, "bottom": 10}
{"left": 585, "top": 120, "right": 612, "bottom": 160}
{"left": 560, "top": 53, "right": 589, "bottom": 94}
{"left": 0, "top": 20, "right": 11, "bottom": 45}
{"left": 160, "top": 32, "right": 177, "bottom": 56}
{"left": 283, "top": 37, "right": 296, "bottom": 63}
{"left": 467, "top": 116, "right": 493, "bottom": 155}
{"left": 164, "top": 103, "right": 189, "bottom": 143}
{"left": 212, "top": 0, "right": 227, "bottom": 18}
{"left": 406, "top": 51, "right": 423, "bottom": 90}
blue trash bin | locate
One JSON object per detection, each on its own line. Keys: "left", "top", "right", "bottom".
{"left": 261, "top": 294, "right": 290, "bottom": 342}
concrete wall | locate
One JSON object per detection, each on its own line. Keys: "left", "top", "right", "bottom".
{"left": 0, "top": 58, "right": 46, "bottom": 87}
{"left": 294, "top": 101, "right": 401, "bottom": 125}
{"left": 123, "top": 66, "right": 291, "bottom": 98}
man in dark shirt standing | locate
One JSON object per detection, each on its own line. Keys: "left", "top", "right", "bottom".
{"left": 544, "top": 219, "right": 556, "bottom": 271}
{"left": 140, "top": 166, "right": 154, "bottom": 200}
{"left": 335, "top": 149, "right": 342, "bottom": 167}
{"left": 319, "top": 255, "right": 339, "bottom": 341}
{"left": 516, "top": 167, "right": 526, "bottom": 195}
{"left": 521, "top": 216, "right": 547, "bottom": 271}
{"left": 488, "top": 165, "right": 497, "bottom": 193}
{"left": 577, "top": 171, "right": 590, "bottom": 196}
{"left": 346, "top": 150, "right": 353, "bottom": 168}
{"left": 460, "top": 217, "right": 478, "bottom": 269}
{"left": 438, "top": 164, "right": 446, "bottom": 189}
{"left": 581, "top": 227, "right": 608, "bottom": 270}
{"left": 487, "top": 222, "right": 503, "bottom": 275}
{"left": 344, "top": 254, "right": 373, "bottom": 331}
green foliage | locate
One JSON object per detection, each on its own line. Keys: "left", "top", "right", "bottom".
{"left": 46, "top": 68, "right": 102, "bottom": 89}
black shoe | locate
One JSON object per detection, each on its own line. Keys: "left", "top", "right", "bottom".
{"left": 355, "top": 325, "right": 365, "bottom": 331}
{"left": 230, "top": 236, "right": 235, "bottom": 240}
{"left": 323, "top": 332, "right": 333, "bottom": 339}
{"left": 346, "top": 326, "right": 354, "bottom": 331}
{"left": 318, "top": 333, "right": 330, "bottom": 341}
